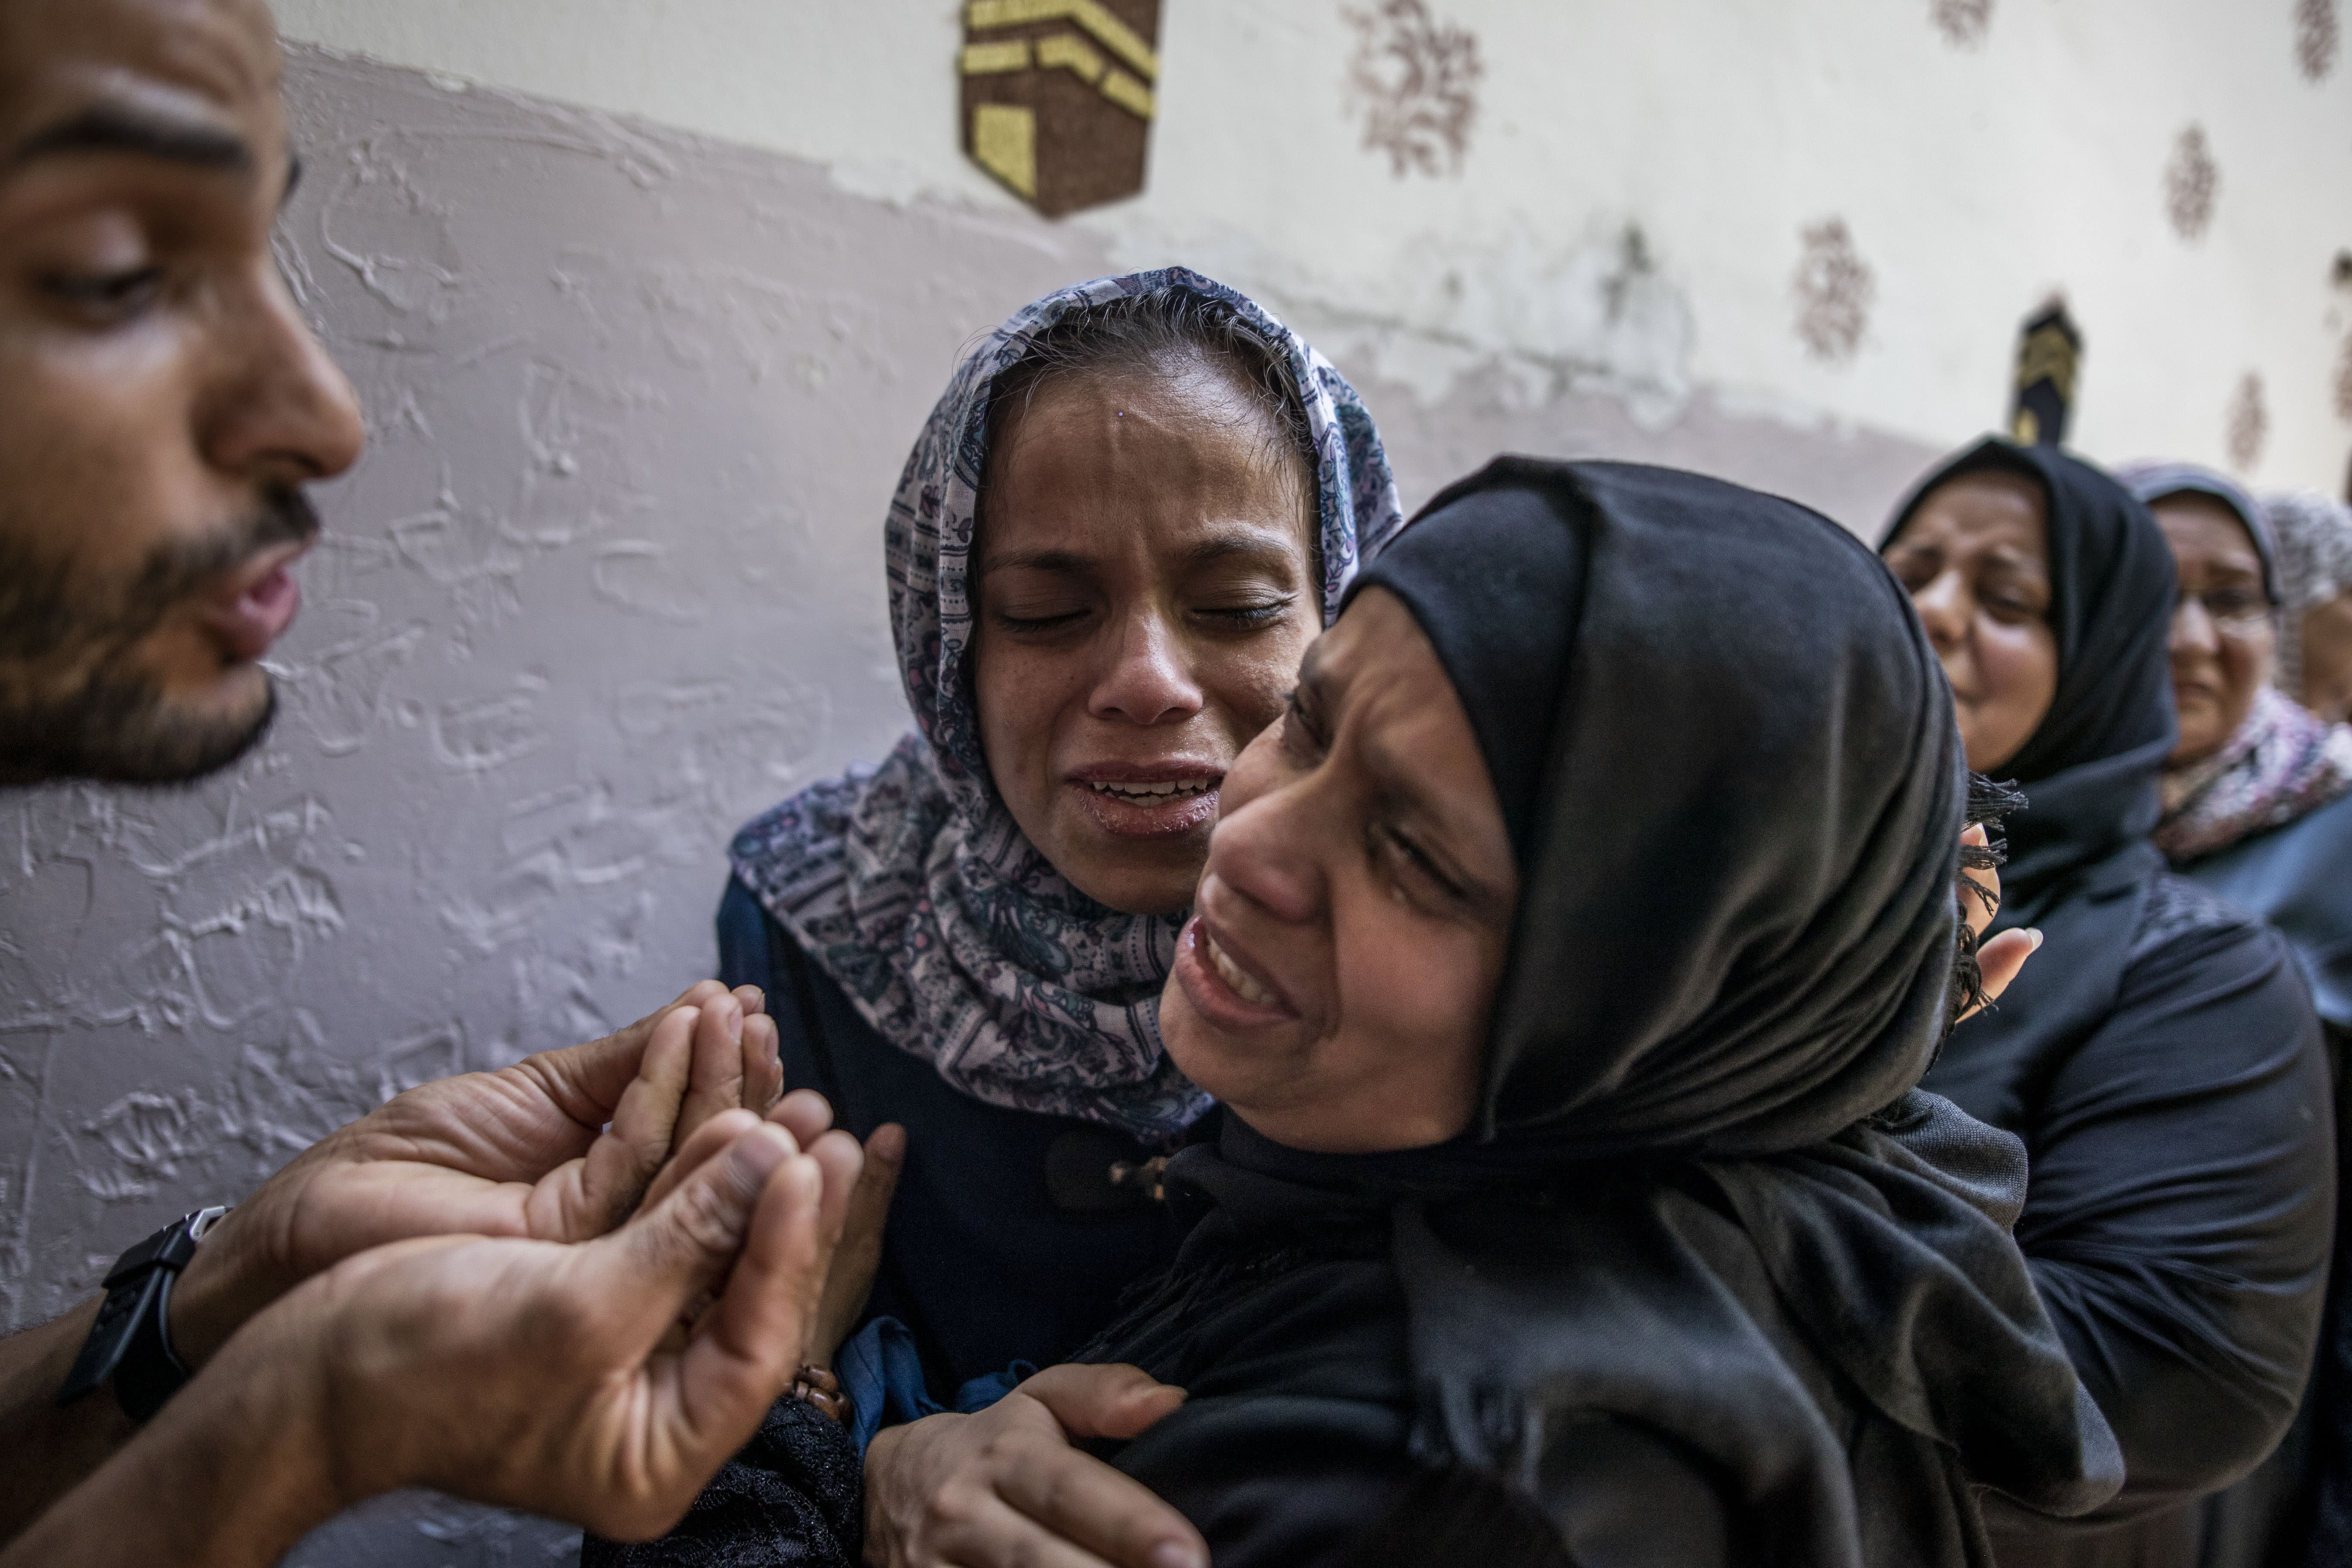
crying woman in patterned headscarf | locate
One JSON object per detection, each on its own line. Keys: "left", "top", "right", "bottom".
{"left": 711, "top": 266, "right": 1402, "bottom": 1400}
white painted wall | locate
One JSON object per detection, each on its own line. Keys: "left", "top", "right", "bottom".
{"left": 274, "top": 0, "right": 2352, "bottom": 490}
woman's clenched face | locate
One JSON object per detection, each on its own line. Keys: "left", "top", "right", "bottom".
{"left": 972, "top": 359, "right": 1317, "bottom": 917}
{"left": 1886, "top": 472, "right": 2060, "bottom": 774}
{"left": 1160, "top": 588, "right": 1519, "bottom": 1154}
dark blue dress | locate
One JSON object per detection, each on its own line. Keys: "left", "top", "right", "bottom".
{"left": 712, "top": 875, "right": 1194, "bottom": 1391}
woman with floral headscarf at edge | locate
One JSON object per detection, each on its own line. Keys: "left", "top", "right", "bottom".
{"left": 2267, "top": 490, "right": 2352, "bottom": 729}
{"left": 2122, "top": 464, "right": 2352, "bottom": 1054}
{"left": 583, "top": 269, "right": 1403, "bottom": 1568}
{"left": 2113, "top": 464, "right": 2352, "bottom": 1568}
{"left": 1881, "top": 439, "right": 2334, "bottom": 1568}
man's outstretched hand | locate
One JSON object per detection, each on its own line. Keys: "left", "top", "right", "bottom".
{"left": 171, "top": 981, "right": 784, "bottom": 1366}
{"left": 0, "top": 1113, "right": 863, "bottom": 1568}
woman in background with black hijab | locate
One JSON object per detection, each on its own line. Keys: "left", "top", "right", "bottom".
{"left": 1883, "top": 439, "right": 2334, "bottom": 1568}
{"left": 1047, "top": 459, "right": 2121, "bottom": 1566}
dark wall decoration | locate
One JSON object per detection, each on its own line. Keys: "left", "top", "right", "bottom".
{"left": 1344, "top": 0, "right": 1482, "bottom": 178}
{"left": 960, "top": 0, "right": 1161, "bottom": 217}
{"left": 1930, "top": 0, "right": 1995, "bottom": 49}
{"left": 2010, "top": 300, "right": 2081, "bottom": 447}
{"left": 2164, "top": 124, "right": 2218, "bottom": 241}
{"left": 2298, "top": 0, "right": 2341, "bottom": 81}
{"left": 1792, "top": 218, "right": 1874, "bottom": 364}
{"left": 2228, "top": 371, "right": 2270, "bottom": 472}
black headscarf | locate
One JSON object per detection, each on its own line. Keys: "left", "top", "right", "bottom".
{"left": 1121, "top": 459, "right": 2122, "bottom": 1566}
{"left": 1880, "top": 438, "right": 2178, "bottom": 1124}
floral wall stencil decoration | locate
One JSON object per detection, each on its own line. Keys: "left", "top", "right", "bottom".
{"left": 1344, "top": 0, "right": 1483, "bottom": 178}
{"left": 1792, "top": 218, "right": 1874, "bottom": 364}
{"left": 1930, "top": 0, "right": 1994, "bottom": 49}
{"left": 2333, "top": 252, "right": 2351, "bottom": 429}
{"left": 2227, "top": 372, "right": 2269, "bottom": 472}
{"left": 2297, "top": 0, "right": 2340, "bottom": 81}
{"left": 2165, "top": 124, "right": 2218, "bottom": 241}
{"left": 960, "top": 0, "right": 1162, "bottom": 217}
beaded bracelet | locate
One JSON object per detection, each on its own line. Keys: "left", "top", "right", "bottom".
{"left": 789, "top": 1364, "right": 853, "bottom": 1426}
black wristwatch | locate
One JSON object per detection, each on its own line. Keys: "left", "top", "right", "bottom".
{"left": 58, "top": 1206, "right": 230, "bottom": 1422}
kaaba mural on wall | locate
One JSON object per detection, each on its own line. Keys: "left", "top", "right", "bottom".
{"left": 961, "top": 0, "right": 1161, "bottom": 217}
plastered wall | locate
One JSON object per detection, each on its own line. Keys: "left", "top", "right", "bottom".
{"left": 2, "top": 5, "right": 2346, "bottom": 1560}
{"left": 274, "top": 0, "right": 2352, "bottom": 491}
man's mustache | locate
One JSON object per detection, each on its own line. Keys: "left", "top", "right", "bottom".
{"left": 116, "top": 485, "right": 322, "bottom": 628}
{"left": 0, "top": 486, "right": 323, "bottom": 664}
{"left": 168, "top": 484, "right": 322, "bottom": 586}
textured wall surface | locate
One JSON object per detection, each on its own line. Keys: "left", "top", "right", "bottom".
{"left": 272, "top": 0, "right": 2352, "bottom": 492}
{"left": 0, "top": 44, "right": 1954, "bottom": 1565}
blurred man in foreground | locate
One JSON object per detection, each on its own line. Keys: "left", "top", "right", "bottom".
{"left": 0, "top": 0, "right": 863, "bottom": 1560}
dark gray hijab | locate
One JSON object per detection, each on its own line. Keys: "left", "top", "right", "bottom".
{"left": 1881, "top": 438, "right": 2177, "bottom": 1125}
{"left": 1162, "top": 459, "right": 2123, "bottom": 1565}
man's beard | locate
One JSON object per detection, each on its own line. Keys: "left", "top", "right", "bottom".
{"left": 0, "top": 487, "right": 319, "bottom": 786}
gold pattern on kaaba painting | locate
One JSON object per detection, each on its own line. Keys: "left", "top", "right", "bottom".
{"left": 2008, "top": 300, "right": 2080, "bottom": 447}
{"left": 962, "top": 39, "right": 1032, "bottom": 74}
{"left": 971, "top": 103, "right": 1038, "bottom": 199}
{"left": 968, "top": 0, "right": 1158, "bottom": 80}
{"left": 2015, "top": 322, "right": 2079, "bottom": 404}
{"left": 962, "top": 0, "right": 1160, "bottom": 217}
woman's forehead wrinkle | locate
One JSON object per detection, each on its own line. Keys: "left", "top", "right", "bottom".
{"left": 978, "top": 545, "right": 1095, "bottom": 577}
{"left": 1182, "top": 526, "right": 1298, "bottom": 567}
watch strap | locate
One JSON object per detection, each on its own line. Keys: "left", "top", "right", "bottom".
{"left": 58, "top": 1207, "right": 228, "bottom": 1421}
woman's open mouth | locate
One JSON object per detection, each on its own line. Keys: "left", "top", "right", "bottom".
{"left": 1067, "top": 765, "right": 1223, "bottom": 838}
{"left": 1174, "top": 916, "right": 1298, "bottom": 1028}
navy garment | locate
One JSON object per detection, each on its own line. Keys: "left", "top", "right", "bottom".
{"left": 717, "top": 875, "right": 1191, "bottom": 1391}
{"left": 1885, "top": 441, "right": 2336, "bottom": 1568}
{"left": 2177, "top": 789, "right": 2352, "bottom": 1038}
{"left": 1944, "top": 876, "right": 2333, "bottom": 1568}
{"left": 2175, "top": 792, "right": 2352, "bottom": 1568}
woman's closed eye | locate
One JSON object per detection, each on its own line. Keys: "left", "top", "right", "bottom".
{"left": 1279, "top": 685, "right": 1327, "bottom": 762}
{"left": 1194, "top": 594, "right": 1298, "bottom": 631}
{"left": 1981, "top": 587, "right": 2044, "bottom": 621}
{"left": 1369, "top": 820, "right": 1472, "bottom": 911}
{"left": 990, "top": 601, "right": 1093, "bottom": 634}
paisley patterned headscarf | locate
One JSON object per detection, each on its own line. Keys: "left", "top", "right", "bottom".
{"left": 730, "top": 269, "right": 1403, "bottom": 1140}
{"left": 2267, "top": 490, "right": 2352, "bottom": 697}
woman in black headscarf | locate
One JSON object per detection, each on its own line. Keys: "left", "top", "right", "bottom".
{"left": 1882, "top": 439, "right": 2335, "bottom": 1568}
{"left": 1050, "top": 458, "right": 2122, "bottom": 1565}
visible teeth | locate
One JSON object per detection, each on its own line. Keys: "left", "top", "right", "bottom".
{"left": 1089, "top": 778, "right": 1213, "bottom": 801}
{"left": 1204, "top": 932, "right": 1275, "bottom": 1006}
